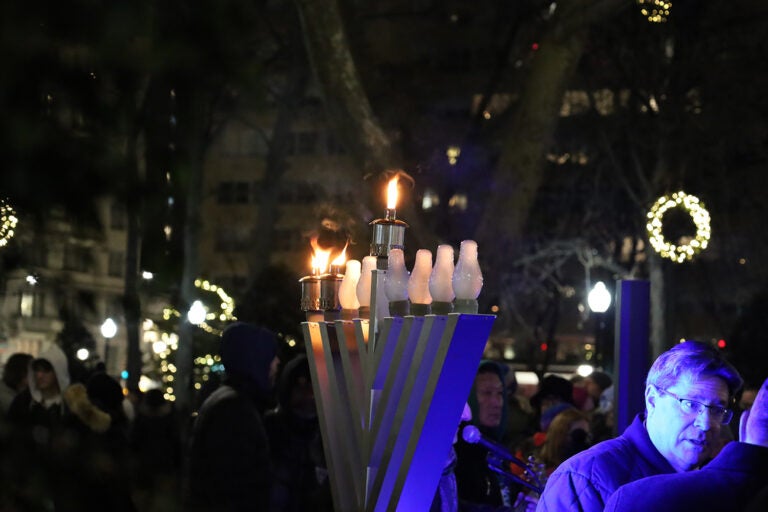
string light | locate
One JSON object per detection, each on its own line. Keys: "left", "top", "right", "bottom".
{"left": 0, "top": 199, "right": 19, "bottom": 248}
{"left": 637, "top": 0, "right": 671, "bottom": 23}
{"left": 646, "top": 191, "right": 711, "bottom": 263}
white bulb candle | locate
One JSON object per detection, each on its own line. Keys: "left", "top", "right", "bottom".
{"left": 453, "top": 240, "right": 483, "bottom": 314}
{"left": 385, "top": 248, "right": 410, "bottom": 316}
{"left": 385, "top": 249, "right": 409, "bottom": 302}
{"left": 430, "top": 245, "right": 455, "bottom": 314}
{"left": 408, "top": 249, "right": 433, "bottom": 305}
{"left": 356, "top": 256, "right": 377, "bottom": 309}
{"left": 339, "top": 260, "right": 361, "bottom": 310}
{"left": 453, "top": 240, "right": 483, "bottom": 300}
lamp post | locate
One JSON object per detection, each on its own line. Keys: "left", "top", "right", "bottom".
{"left": 588, "top": 281, "right": 611, "bottom": 369}
{"left": 101, "top": 317, "right": 117, "bottom": 374}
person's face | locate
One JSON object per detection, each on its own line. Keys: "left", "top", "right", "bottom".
{"left": 646, "top": 374, "right": 729, "bottom": 472}
{"left": 740, "top": 389, "right": 757, "bottom": 411}
{"left": 475, "top": 372, "right": 504, "bottom": 428}
{"left": 584, "top": 377, "right": 602, "bottom": 400}
{"left": 34, "top": 367, "right": 58, "bottom": 394}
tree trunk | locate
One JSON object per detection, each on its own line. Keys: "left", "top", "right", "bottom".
{"left": 176, "top": 90, "right": 208, "bottom": 414}
{"left": 476, "top": 16, "right": 590, "bottom": 299}
{"left": 293, "top": 0, "right": 440, "bottom": 251}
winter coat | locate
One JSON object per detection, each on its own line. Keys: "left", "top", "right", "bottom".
{"left": 185, "top": 322, "right": 278, "bottom": 511}
{"left": 604, "top": 441, "right": 768, "bottom": 512}
{"left": 186, "top": 384, "right": 272, "bottom": 511}
{"left": 54, "top": 383, "right": 136, "bottom": 512}
{"left": 264, "top": 355, "right": 326, "bottom": 512}
{"left": 535, "top": 414, "right": 675, "bottom": 512}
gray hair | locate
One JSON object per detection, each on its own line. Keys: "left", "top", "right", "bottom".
{"left": 646, "top": 340, "right": 743, "bottom": 400}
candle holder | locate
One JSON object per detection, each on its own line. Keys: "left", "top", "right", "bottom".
{"left": 300, "top": 273, "right": 342, "bottom": 322}
{"left": 299, "top": 275, "right": 323, "bottom": 322}
{"left": 370, "top": 217, "right": 408, "bottom": 261}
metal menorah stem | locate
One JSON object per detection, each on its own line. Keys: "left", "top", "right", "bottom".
{"left": 302, "top": 311, "right": 495, "bottom": 511}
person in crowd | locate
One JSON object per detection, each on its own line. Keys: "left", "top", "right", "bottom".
{"left": 131, "top": 388, "right": 182, "bottom": 511}
{"left": 3, "top": 344, "right": 72, "bottom": 509}
{"left": 584, "top": 370, "right": 614, "bottom": 443}
{"left": 264, "top": 354, "right": 327, "bottom": 511}
{"left": 740, "top": 385, "right": 758, "bottom": 411}
{"left": 516, "top": 375, "right": 575, "bottom": 463}
{"left": 530, "top": 375, "right": 574, "bottom": 429}
{"left": 729, "top": 383, "right": 761, "bottom": 440}
{"left": 584, "top": 371, "right": 613, "bottom": 414}
{"left": 55, "top": 372, "right": 136, "bottom": 512}
{"left": 536, "top": 407, "right": 592, "bottom": 477}
{"left": 0, "top": 353, "right": 33, "bottom": 416}
{"left": 604, "top": 375, "right": 768, "bottom": 512}
{"left": 503, "top": 372, "right": 537, "bottom": 451}
{"left": 536, "top": 340, "right": 743, "bottom": 512}
{"left": 454, "top": 360, "right": 518, "bottom": 510}
{"left": 184, "top": 322, "right": 279, "bottom": 511}
{"left": 7, "top": 344, "right": 71, "bottom": 427}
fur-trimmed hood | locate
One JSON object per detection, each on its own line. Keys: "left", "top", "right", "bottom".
{"left": 64, "top": 383, "right": 111, "bottom": 433}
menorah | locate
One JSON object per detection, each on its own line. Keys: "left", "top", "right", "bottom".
{"left": 300, "top": 176, "right": 496, "bottom": 511}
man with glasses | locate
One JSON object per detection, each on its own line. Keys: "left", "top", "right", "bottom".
{"left": 536, "top": 340, "right": 742, "bottom": 512}
{"left": 604, "top": 376, "right": 768, "bottom": 512}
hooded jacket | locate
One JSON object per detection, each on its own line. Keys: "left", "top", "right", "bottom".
{"left": 29, "top": 343, "right": 70, "bottom": 404}
{"left": 185, "top": 322, "right": 278, "bottom": 511}
{"left": 455, "top": 360, "right": 515, "bottom": 509}
{"left": 7, "top": 343, "right": 71, "bottom": 426}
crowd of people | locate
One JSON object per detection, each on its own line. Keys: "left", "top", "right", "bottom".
{"left": 1, "top": 324, "right": 767, "bottom": 512}
{"left": 453, "top": 341, "right": 768, "bottom": 512}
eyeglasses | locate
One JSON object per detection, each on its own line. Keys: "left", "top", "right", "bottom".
{"left": 658, "top": 387, "right": 733, "bottom": 425}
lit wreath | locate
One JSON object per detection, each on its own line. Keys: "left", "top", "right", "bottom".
{"left": 163, "top": 278, "right": 236, "bottom": 335}
{"left": 646, "top": 191, "right": 710, "bottom": 263}
{"left": 0, "top": 199, "right": 19, "bottom": 248}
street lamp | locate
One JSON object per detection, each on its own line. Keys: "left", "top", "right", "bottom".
{"left": 187, "top": 300, "right": 206, "bottom": 325}
{"left": 101, "top": 317, "right": 117, "bottom": 373}
{"left": 588, "top": 281, "right": 611, "bottom": 314}
{"left": 588, "top": 281, "right": 612, "bottom": 369}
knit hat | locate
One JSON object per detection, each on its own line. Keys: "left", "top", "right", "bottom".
{"left": 531, "top": 375, "right": 574, "bottom": 411}
{"left": 221, "top": 322, "right": 278, "bottom": 394}
{"left": 86, "top": 372, "right": 124, "bottom": 414}
{"left": 587, "top": 371, "right": 613, "bottom": 393}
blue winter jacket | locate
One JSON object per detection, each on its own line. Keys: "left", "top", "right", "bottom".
{"left": 604, "top": 441, "right": 768, "bottom": 512}
{"left": 536, "top": 414, "right": 675, "bottom": 512}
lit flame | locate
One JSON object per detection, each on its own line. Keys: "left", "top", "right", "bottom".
{"left": 331, "top": 243, "right": 348, "bottom": 268}
{"left": 310, "top": 237, "right": 331, "bottom": 275}
{"left": 387, "top": 177, "right": 399, "bottom": 210}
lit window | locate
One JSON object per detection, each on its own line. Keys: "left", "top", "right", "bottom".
{"left": 20, "top": 292, "right": 45, "bottom": 318}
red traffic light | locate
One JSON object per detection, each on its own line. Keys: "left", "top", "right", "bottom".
{"left": 717, "top": 339, "right": 726, "bottom": 349}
